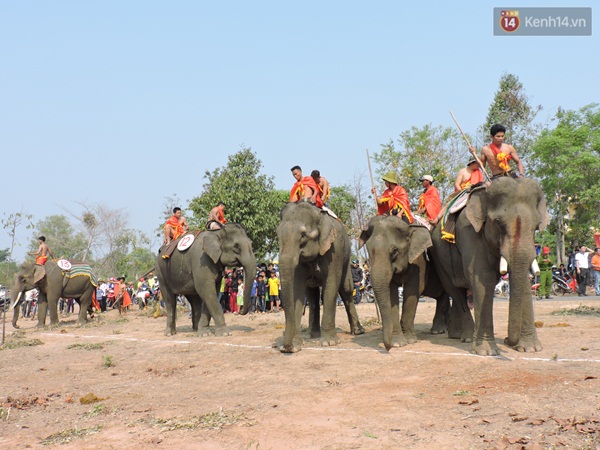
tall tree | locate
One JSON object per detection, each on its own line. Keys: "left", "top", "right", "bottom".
{"left": 373, "top": 124, "right": 465, "bottom": 205}
{"left": 188, "top": 148, "right": 287, "bottom": 260}
{"left": 532, "top": 103, "right": 600, "bottom": 259}
{"left": 483, "top": 73, "right": 542, "bottom": 162}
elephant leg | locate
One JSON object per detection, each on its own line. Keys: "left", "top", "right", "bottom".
{"left": 387, "top": 283, "right": 405, "bottom": 347}
{"left": 400, "top": 282, "right": 419, "bottom": 344}
{"left": 162, "top": 288, "right": 178, "bottom": 336}
{"left": 194, "top": 281, "right": 230, "bottom": 337}
{"left": 339, "top": 286, "right": 365, "bottom": 336}
{"left": 37, "top": 297, "right": 49, "bottom": 328}
{"left": 76, "top": 286, "right": 94, "bottom": 325}
{"left": 46, "top": 294, "right": 61, "bottom": 327}
{"left": 307, "top": 287, "right": 321, "bottom": 339}
{"left": 319, "top": 281, "right": 340, "bottom": 347}
{"left": 430, "top": 292, "right": 450, "bottom": 335}
{"left": 187, "top": 295, "right": 208, "bottom": 335}
{"left": 470, "top": 281, "right": 499, "bottom": 356}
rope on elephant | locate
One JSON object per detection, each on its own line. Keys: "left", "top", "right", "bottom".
{"left": 63, "top": 264, "right": 98, "bottom": 287}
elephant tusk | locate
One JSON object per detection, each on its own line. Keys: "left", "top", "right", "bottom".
{"left": 499, "top": 257, "right": 508, "bottom": 275}
{"left": 531, "top": 259, "right": 541, "bottom": 276}
{"left": 10, "top": 291, "right": 22, "bottom": 311}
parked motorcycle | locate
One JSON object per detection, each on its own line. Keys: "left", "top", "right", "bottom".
{"left": 551, "top": 268, "right": 574, "bottom": 296}
{"left": 494, "top": 274, "right": 510, "bottom": 297}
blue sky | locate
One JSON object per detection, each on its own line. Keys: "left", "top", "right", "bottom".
{"left": 1, "top": 1, "right": 598, "bottom": 262}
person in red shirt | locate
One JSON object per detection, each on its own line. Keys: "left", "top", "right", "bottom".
{"left": 289, "top": 165, "right": 323, "bottom": 208}
{"left": 163, "top": 207, "right": 189, "bottom": 245}
{"left": 416, "top": 175, "right": 441, "bottom": 222}
{"left": 372, "top": 171, "right": 413, "bottom": 223}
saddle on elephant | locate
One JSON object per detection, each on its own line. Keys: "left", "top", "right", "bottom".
{"left": 440, "top": 184, "right": 486, "bottom": 243}
{"left": 160, "top": 229, "right": 203, "bottom": 259}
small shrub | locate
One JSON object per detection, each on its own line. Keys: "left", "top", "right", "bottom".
{"left": 102, "top": 355, "right": 115, "bottom": 368}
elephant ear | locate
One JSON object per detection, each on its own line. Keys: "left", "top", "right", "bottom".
{"left": 408, "top": 225, "right": 432, "bottom": 264}
{"left": 203, "top": 232, "right": 222, "bottom": 264}
{"left": 537, "top": 195, "right": 549, "bottom": 232}
{"left": 465, "top": 189, "right": 487, "bottom": 233}
{"left": 319, "top": 214, "right": 338, "bottom": 256}
{"left": 33, "top": 264, "right": 46, "bottom": 284}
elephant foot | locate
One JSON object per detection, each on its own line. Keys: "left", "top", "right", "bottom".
{"left": 390, "top": 334, "right": 408, "bottom": 348}
{"left": 404, "top": 332, "right": 418, "bottom": 344}
{"left": 471, "top": 339, "right": 500, "bottom": 356}
{"left": 319, "top": 335, "right": 340, "bottom": 347}
{"left": 351, "top": 324, "right": 365, "bottom": 335}
{"left": 213, "top": 326, "right": 232, "bottom": 337}
{"left": 163, "top": 327, "right": 177, "bottom": 336}
{"left": 12, "top": 323, "right": 20, "bottom": 329}
{"left": 430, "top": 320, "right": 447, "bottom": 335}
{"left": 277, "top": 335, "right": 302, "bottom": 353}
{"left": 197, "top": 327, "right": 214, "bottom": 337}
{"left": 504, "top": 336, "right": 543, "bottom": 353}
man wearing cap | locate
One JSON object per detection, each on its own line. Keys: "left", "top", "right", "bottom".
{"left": 290, "top": 165, "right": 323, "bottom": 208}
{"left": 537, "top": 246, "right": 554, "bottom": 299}
{"left": 416, "top": 175, "right": 441, "bottom": 222}
{"left": 372, "top": 171, "right": 413, "bottom": 223}
{"left": 454, "top": 158, "right": 484, "bottom": 192}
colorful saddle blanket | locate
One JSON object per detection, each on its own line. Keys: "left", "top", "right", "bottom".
{"left": 63, "top": 262, "right": 98, "bottom": 287}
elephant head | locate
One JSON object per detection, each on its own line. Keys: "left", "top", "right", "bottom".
{"left": 9, "top": 261, "right": 45, "bottom": 310}
{"left": 464, "top": 177, "right": 547, "bottom": 348}
{"left": 203, "top": 223, "right": 257, "bottom": 315}
{"left": 359, "top": 215, "right": 432, "bottom": 350}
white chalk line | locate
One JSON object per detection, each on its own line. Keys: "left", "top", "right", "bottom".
{"left": 36, "top": 332, "right": 600, "bottom": 363}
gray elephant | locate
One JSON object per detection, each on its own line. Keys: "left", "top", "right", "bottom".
{"left": 359, "top": 215, "right": 451, "bottom": 351}
{"left": 277, "top": 202, "right": 364, "bottom": 353}
{"left": 155, "top": 223, "right": 257, "bottom": 337}
{"left": 430, "top": 177, "right": 548, "bottom": 355}
{"left": 9, "top": 260, "right": 97, "bottom": 328}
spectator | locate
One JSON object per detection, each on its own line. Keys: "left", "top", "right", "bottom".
{"left": 267, "top": 270, "right": 281, "bottom": 312}
{"left": 537, "top": 246, "right": 554, "bottom": 299}
{"left": 236, "top": 277, "right": 244, "bottom": 314}
{"left": 591, "top": 247, "right": 600, "bottom": 296}
{"left": 256, "top": 273, "right": 266, "bottom": 313}
{"left": 228, "top": 272, "right": 238, "bottom": 314}
{"left": 575, "top": 246, "right": 591, "bottom": 296}
{"left": 351, "top": 259, "right": 363, "bottom": 304}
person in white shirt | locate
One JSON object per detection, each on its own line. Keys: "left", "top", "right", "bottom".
{"left": 575, "top": 246, "right": 591, "bottom": 296}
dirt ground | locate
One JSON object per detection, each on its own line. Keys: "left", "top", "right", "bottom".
{"left": 1, "top": 296, "right": 599, "bottom": 450}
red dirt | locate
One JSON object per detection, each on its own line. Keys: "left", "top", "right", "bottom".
{"left": 1, "top": 297, "right": 600, "bottom": 449}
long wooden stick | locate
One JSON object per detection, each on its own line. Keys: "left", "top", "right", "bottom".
{"left": 449, "top": 111, "right": 491, "bottom": 182}
{"left": 366, "top": 149, "right": 379, "bottom": 210}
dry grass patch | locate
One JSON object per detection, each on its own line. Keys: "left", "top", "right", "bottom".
{"left": 135, "top": 407, "right": 256, "bottom": 432}
{"left": 40, "top": 425, "right": 102, "bottom": 445}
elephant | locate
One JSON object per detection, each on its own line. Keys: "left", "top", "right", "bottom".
{"left": 155, "top": 223, "right": 257, "bottom": 337}
{"left": 430, "top": 177, "right": 548, "bottom": 356}
{"left": 277, "top": 202, "right": 364, "bottom": 353}
{"left": 9, "top": 259, "right": 96, "bottom": 328}
{"left": 358, "top": 215, "right": 451, "bottom": 351}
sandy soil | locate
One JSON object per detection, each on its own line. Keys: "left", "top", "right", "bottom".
{"left": 1, "top": 296, "right": 600, "bottom": 450}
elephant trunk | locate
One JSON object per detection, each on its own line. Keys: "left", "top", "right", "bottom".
{"left": 9, "top": 274, "right": 26, "bottom": 310}
{"left": 9, "top": 290, "right": 23, "bottom": 311}
{"left": 239, "top": 256, "right": 257, "bottom": 316}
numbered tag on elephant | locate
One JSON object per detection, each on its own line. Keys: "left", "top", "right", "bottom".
{"left": 57, "top": 259, "right": 72, "bottom": 271}
{"left": 177, "top": 234, "right": 195, "bottom": 252}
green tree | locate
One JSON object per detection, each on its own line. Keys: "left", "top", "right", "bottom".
{"left": 373, "top": 124, "right": 465, "bottom": 205}
{"left": 30, "top": 215, "right": 88, "bottom": 261}
{"left": 483, "top": 73, "right": 542, "bottom": 162}
{"left": 188, "top": 148, "right": 287, "bottom": 260}
{"left": 0, "top": 248, "right": 10, "bottom": 263}
{"left": 328, "top": 185, "right": 356, "bottom": 233}
{"left": 532, "top": 103, "right": 600, "bottom": 261}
